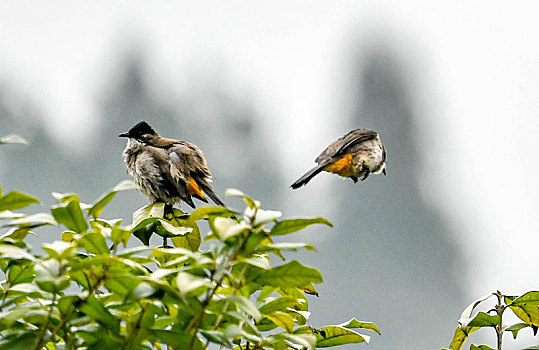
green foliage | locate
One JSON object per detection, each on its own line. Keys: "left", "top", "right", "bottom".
{"left": 442, "top": 291, "right": 539, "bottom": 350}
{"left": 0, "top": 178, "right": 380, "bottom": 349}
{"left": 0, "top": 135, "right": 28, "bottom": 145}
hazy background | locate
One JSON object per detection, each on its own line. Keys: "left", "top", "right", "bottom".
{"left": 1, "top": 1, "right": 538, "bottom": 349}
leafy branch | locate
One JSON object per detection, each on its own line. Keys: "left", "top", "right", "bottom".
{"left": 443, "top": 290, "right": 539, "bottom": 350}
{"left": 0, "top": 180, "right": 380, "bottom": 349}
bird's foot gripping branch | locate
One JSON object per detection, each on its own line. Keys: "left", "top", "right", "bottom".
{"left": 0, "top": 182, "right": 380, "bottom": 349}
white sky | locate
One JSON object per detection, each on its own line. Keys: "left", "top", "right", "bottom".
{"left": 1, "top": 1, "right": 538, "bottom": 298}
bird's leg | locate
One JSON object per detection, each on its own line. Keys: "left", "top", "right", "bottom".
{"left": 361, "top": 169, "right": 370, "bottom": 181}
{"left": 163, "top": 236, "right": 169, "bottom": 248}
{"left": 163, "top": 205, "right": 174, "bottom": 248}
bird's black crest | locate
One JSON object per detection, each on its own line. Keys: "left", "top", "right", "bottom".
{"left": 129, "top": 121, "right": 157, "bottom": 137}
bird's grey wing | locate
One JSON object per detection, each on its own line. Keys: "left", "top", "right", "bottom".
{"left": 148, "top": 147, "right": 195, "bottom": 208}
{"left": 168, "top": 142, "right": 226, "bottom": 206}
{"left": 315, "top": 129, "right": 378, "bottom": 164}
{"left": 168, "top": 142, "right": 212, "bottom": 180}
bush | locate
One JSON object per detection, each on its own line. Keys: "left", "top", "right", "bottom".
{"left": 0, "top": 138, "right": 380, "bottom": 350}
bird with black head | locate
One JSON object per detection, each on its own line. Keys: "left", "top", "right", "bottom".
{"left": 119, "top": 121, "right": 225, "bottom": 209}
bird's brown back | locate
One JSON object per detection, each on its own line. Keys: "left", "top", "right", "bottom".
{"left": 315, "top": 128, "right": 378, "bottom": 165}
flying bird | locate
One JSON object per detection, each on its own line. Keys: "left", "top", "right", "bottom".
{"left": 119, "top": 121, "right": 224, "bottom": 208}
{"left": 291, "top": 128, "right": 386, "bottom": 189}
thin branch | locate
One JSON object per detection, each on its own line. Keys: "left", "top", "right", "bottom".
{"left": 494, "top": 290, "right": 505, "bottom": 350}
{"left": 188, "top": 224, "right": 253, "bottom": 349}
{"left": 33, "top": 290, "right": 57, "bottom": 350}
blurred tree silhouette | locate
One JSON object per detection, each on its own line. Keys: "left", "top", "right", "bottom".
{"left": 0, "top": 39, "right": 464, "bottom": 349}
{"left": 302, "top": 42, "right": 464, "bottom": 349}
{"left": 0, "top": 48, "right": 284, "bottom": 224}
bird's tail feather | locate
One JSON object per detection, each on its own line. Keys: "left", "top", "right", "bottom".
{"left": 290, "top": 164, "right": 326, "bottom": 189}
{"left": 200, "top": 182, "right": 225, "bottom": 206}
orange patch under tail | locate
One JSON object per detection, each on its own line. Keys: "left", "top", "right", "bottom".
{"left": 187, "top": 177, "right": 208, "bottom": 202}
{"left": 324, "top": 153, "right": 356, "bottom": 177}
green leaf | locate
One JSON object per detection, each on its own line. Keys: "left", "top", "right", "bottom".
{"left": 459, "top": 312, "right": 499, "bottom": 331}
{"left": 505, "top": 322, "right": 530, "bottom": 339}
{"left": 77, "top": 232, "right": 109, "bottom": 255}
{"left": 0, "top": 135, "right": 29, "bottom": 145}
{"left": 132, "top": 220, "right": 159, "bottom": 245}
{"left": 176, "top": 271, "right": 213, "bottom": 295}
{"left": 273, "top": 333, "right": 317, "bottom": 350}
{"left": 133, "top": 282, "right": 155, "bottom": 299}
{"left": 288, "top": 308, "right": 311, "bottom": 325}
{"left": 189, "top": 206, "right": 237, "bottom": 222}
{"left": 58, "top": 295, "right": 80, "bottom": 315}
{"left": 0, "top": 330, "right": 40, "bottom": 350}
{"left": 0, "top": 227, "right": 31, "bottom": 241}
{"left": 447, "top": 326, "right": 478, "bottom": 350}
{"left": 156, "top": 219, "right": 192, "bottom": 237}
{"left": 130, "top": 204, "right": 166, "bottom": 245}
{"left": 79, "top": 294, "right": 120, "bottom": 335}
{"left": 339, "top": 318, "right": 381, "bottom": 334}
{"left": 4, "top": 213, "right": 56, "bottom": 228}
{"left": 213, "top": 217, "right": 249, "bottom": 241}
{"left": 110, "top": 227, "right": 131, "bottom": 248}
{"left": 0, "top": 210, "right": 25, "bottom": 220}
{"left": 149, "top": 330, "right": 203, "bottom": 349}
{"left": 259, "top": 297, "right": 304, "bottom": 315}
{"left": 255, "top": 260, "right": 323, "bottom": 287}
{"left": 225, "top": 188, "right": 258, "bottom": 209}
{"left": 228, "top": 295, "right": 262, "bottom": 322}
{"left": 0, "top": 245, "right": 35, "bottom": 260}
{"left": 314, "top": 325, "right": 370, "bottom": 347}
{"left": 264, "top": 311, "right": 295, "bottom": 332}
{"left": 257, "top": 286, "right": 278, "bottom": 302}
{"left": 165, "top": 214, "right": 201, "bottom": 251}
{"left": 171, "top": 230, "right": 201, "bottom": 251}
{"left": 270, "top": 217, "right": 333, "bottom": 236}
{"left": 460, "top": 294, "right": 494, "bottom": 319}
{"left": 133, "top": 203, "right": 165, "bottom": 227}
{"left": 299, "top": 284, "right": 319, "bottom": 296}
{"left": 199, "top": 330, "right": 234, "bottom": 348}
{"left": 51, "top": 198, "right": 88, "bottom": 233}
{"left": 7, "top": 264, "right": 35, "bottom": 285}
{"left": 470, "top": 345, "right": 496, "bottom": 350}
{"left": 223, "top": 324, "right": 262, "bottom": 344}
{"left": 0, "top": 191, "right": 39, "bottom": 211}
{"left": 88, "top": 180, "right": 136, "bottom": 219}
{"left": 246, "top": 208, "right": 282, "bottom": 225}
{"left": 34, "top": 259, "right": 70, "bottom": 293}
{"left": 42, "top": 240, "right": 76, "bottom": 260}
{"left": 278, "top": 287, "right": 309, "bottom": 311}
{"left": 258, "top": 242, "right": 316, "bottom": 253}
{"left": 52, "top": 192, "right": 80, "bottom": 203}
{"left": 242, "top": 255, "right": 271, "bottom": 270}
{"left": 506, "top": 291, "right": 539, "bottom": 327}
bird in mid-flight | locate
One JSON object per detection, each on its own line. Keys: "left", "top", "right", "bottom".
{"left": 291, "top": 128, "right": 386, "bottom": 189}
{"left": 119, "top": 121, "right": 224, "bottom": 208}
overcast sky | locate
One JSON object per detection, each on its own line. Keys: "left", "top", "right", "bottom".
{"left": 1, "top": 0, "right": 538, "bottom": 302}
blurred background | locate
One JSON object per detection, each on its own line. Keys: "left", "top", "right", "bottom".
{"left": 1, "top": 1, "right": 538, "bottom": 349}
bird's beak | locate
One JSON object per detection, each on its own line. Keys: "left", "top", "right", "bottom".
{"left": 119, "top": 132, "right": 130, "bottom": 138}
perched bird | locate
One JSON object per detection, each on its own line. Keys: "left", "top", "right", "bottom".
{"left": 291, "top": 128, "right": 386, "bottom": 189}
{"left": 119, "top": 121, "right": 224, "bottom": 208}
